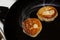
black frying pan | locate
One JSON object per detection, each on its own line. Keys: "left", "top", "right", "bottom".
{"left": 4, "top": 0, "right": 60, "bottom": 40}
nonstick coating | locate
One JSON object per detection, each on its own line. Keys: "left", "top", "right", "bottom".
{"left": 4, "top": 0, "right": 60, "bottom": 40}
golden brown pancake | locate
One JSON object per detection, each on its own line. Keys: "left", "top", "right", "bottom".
{"left": 22, "top": 18, "right": 42, "bottom": 37}
{"left": 37, "top": 6, "right": 58, "bottom": 22}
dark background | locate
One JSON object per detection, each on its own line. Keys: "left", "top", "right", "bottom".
{"left": 4, "top": 0, "right": 60, "bottom": 40}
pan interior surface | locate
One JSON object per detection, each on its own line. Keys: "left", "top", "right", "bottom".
{"left": 4, "top": 0, "right": 60, "bottom": 40}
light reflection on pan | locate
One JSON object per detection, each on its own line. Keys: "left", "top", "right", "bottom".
{"left": 21, "top": 3, "right": 59, "bottom": 22}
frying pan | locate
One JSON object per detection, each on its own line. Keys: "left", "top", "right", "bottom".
{"left": 4, "top": 0, "right": 60, "bottom": 40}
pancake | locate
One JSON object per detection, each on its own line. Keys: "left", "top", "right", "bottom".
{"left": 22, "top": 18, "right": 42, "bottom": 37}
{"left": 37, "top": 6, "right": 58, "bottom": 22}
